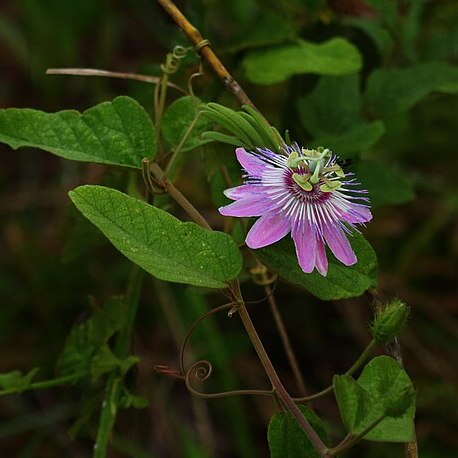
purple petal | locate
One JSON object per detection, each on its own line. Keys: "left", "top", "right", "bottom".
{"left": 246, "top": 212, "right": 291, "bottom": 249}
{"left": 292, "top": 221, "right": 317, "bottom": 273}
{"left": 219, "top": 196, "right": 272, "bottom": 217}
{"left": 323, "top": 224, "right": 357, "bottom": 266}
{"left": 342, "top": 205, "right": 372, "bottom": 224}
{"left": 223, "top": 184, "right": 258, "bottom": 200}
{"left": 236, "top": 147, "right": 266, "bottom": 177}
{"left": 315, "top": 238, "right": 328, "bottom": 276}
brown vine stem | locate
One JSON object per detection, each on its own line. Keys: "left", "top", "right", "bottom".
{"left": 368, "top": 289, "right": 418, "bottom": 458}
{"left": 147, "top": 159, "right": 329, "bottom": 457}
{"left": 156, "top": 2, "right": 329, "bottom": 455}
{"left": 230, "top": 280, "right": 329, "bottom": 457}
{"left": 149, "top": 162, "right": 211, "bottom": 230}
{"left": 156, "top": 0, "right": 255, "bottom": 107}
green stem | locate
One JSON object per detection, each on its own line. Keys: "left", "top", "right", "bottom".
{"left": 326, "top": 414, "right": 385, "bottom": 456}
{"left": 154, "top": 74, "right": 169, "bottom": 157}
{"left": 0, "top": 372, "right": 85, "bottom": 397}
{"left": 164, "top": 110, "right": 202, "bottom": 176}
{"left": 294, "top": 339, "right": 377, "bottom": 402}
{"left": 94, "top": 376, "right": 122, "bottom": 458}
{"left": 115, "top": 266, "right": 144, "bottom": 356}
{"left": 94, "top": 266, "right": 144, "bottom": 458}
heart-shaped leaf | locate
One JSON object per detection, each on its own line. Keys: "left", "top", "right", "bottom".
{"left": 69, "top": 185, "right": 242, "bottom": 288}
{"left": 268, "top": 404, "right": 328, "bottom": 458}
{"left": 334, "top": 356, "right": 416, "bottom": 442}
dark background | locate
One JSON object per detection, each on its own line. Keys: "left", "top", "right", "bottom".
{"left": 0, "top": 0, "right": 457, "bottom": 457}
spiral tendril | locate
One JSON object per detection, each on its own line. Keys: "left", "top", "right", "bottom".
{"left": 180, "top": 302, "right": 236, "bottom": 375}
{"left": 178, "top": 302, "right": 275, "bottom": 400}
{"left": 161, "top": 45, "right": 192, "bottom": 75}
{"left": 184, "top": 359, "right": 274, "bottom": 400}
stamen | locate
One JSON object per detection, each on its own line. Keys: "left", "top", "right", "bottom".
{"left": 292, "top": 172, "right": 313, "bottom": 191}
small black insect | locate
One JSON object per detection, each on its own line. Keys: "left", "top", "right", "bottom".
{"left": 336, "top": 158, "right": 353, "bottom": 169}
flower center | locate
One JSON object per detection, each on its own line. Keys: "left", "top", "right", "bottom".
{"left": 285, "top": 169, "right": 331, "bottom": 203}
{"left": 286, "top": 147, "right": 344, "bottom": 193}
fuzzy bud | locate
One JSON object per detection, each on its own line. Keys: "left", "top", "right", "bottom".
{"left": 371, "top": 299, "right": 410, "bottom": 343}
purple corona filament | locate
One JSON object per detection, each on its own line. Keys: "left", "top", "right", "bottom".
{"left": 219, "top": 145, "right": 372, "bottom": 276}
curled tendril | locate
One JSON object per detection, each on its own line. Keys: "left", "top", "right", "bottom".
{"left": 188, "top": 61, "right": 204, "bottom": 98}
{"left": 179, "top": 302, "right": 236, "bottom": 374}
{"left": 185, "top": 359, "right": 274, "bottom": 400}
{"left": 188, "top": 360, "right": 212, "bottom": 383}
{"left": 177, "top": 301, "right": 275, "bottom": 400}
{"left": 161, "top": 45, "right": 192, "bottom": 75}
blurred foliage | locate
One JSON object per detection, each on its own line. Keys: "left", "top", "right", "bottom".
{"left": 0, "top": 0, "right": 457, "bottom": 457}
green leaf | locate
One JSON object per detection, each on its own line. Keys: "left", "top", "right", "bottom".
{"left": 91, "top": 297, "right": 127, "bottom": 347}
{"left": 298, "top": 74, "right": 363, "bottom": 137}
{"left": 364, "top": 62, "right": 458, "bottom": 117}
{"left": 365, "top": 0, "right": 400, "bottom": 32}
{"left": 119, "top": 386, "right": 149, "bottom": 409}
{"left": 243, "top": 38, "right": 362, "bottom": 85}
{"left": 298, "top": 75, "right": 385, "bottom": 156}
{"left": 309, "top": 122, "right": 385, "bottom": 158}
{"left": 343, "top": 17, "right": 394, "bottom": 57}
{"left": 334, "top": 375, "right": 372, "bottom": 432}
{"left": 334, "top": 356, "right": 416, "bottom": 442}
{"left": 91, "top": 345, "right": 121, "bottom": 381}
{"left": 69, "top": 185, "right": 242, "bottom": 288}
{"left": 90, "top": 345, "right": 139, "bottom": 381}
{"left": 56, "top": 297, "right": 127, "bottom": 376}
{"left": 0, "top": 368, "right": 39, "bottom": 391}
{"left": 0, "top": 96, "right": 155, "bottom": 168}
{"left": 226, "top": 8, "right": 296, "bottom": 52}
{"left": 201, "top": 131, "right": 250, "bottom": 149}
{"left": 162, "top": 96, "right": 212, "bottom": 152}
{"left": 201, "top": 103, "right": 282, "bottom": 152}
{"left": 56, "top": 320, "right": 94, "bottom": 376}
{"left": 255, "top": 232, "right": 377, "bottom": 300}
{"left": 268, "top": 404, "right": 328, "bottom": 458}
{"left": 354, "top": 160, "right": 415, "bottom": 207}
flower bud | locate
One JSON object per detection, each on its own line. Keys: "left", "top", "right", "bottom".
{"left": 371, "top": 299, "right": 410, "bottom": 343}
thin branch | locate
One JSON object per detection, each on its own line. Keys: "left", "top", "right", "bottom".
{"left": 264, "top": 283, "right": 308, "bottom": 397}
{"left": 164, "top": 109, "right": 202, "bottom": 176}
{"left": 0, "top": 373, "right": 85, "bottom": 397}
{"left": 46, "top": 68, "right": 186, "bottom": 94}
{"left": 326, "top": 414, "right": 385, "bottom": 456}
{"left": 149, "top": 162, "right": 212, "bottom": 230}
{"left": 156, "top": 0, "right": 255, "bottom": 107}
